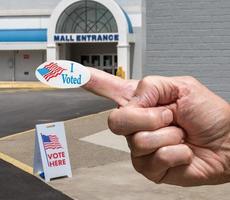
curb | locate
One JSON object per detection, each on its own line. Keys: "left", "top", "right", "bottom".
{"left": 0, "top": 110, "right": 112, "bottom": 175}
{"left": 0, "top": 81, "right": 51, "bottom": 89}
{"left": 0, "top": 152, "right": 33, "bottom": 174}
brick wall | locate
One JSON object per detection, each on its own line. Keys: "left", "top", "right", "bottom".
{"left": 145, "top": 0, "right": 230, "bottom": 100}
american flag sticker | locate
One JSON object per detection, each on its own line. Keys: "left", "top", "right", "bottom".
{"left": 35, "top": 60, "right": 91, "bottom": 89}
{"left": 37, "top": 62, "right": 66, "bottom": 81}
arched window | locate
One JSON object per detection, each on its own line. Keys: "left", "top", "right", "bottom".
{"left": 56, "top": 0, "right": 118, "bottom": 33}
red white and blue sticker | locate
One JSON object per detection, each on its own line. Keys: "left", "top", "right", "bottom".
{"left": 35, "top": 60, "right": 91, "bottom": 88}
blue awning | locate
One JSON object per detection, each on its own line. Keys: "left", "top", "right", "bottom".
{"left": 0, "top": 29, "right": 47, "bottom": 42}
{"left": 123, "top": 10, "right": 133, "bottom": 33}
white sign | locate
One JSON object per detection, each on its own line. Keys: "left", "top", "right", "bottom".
{"left": 33, "top": 122, "right": 72, "bottom": 182}
{"left": 54, "top": 33, "right": 119, "bottom": 43}
{"left": 35, "top": 60, "right": 91, "bottom": 88}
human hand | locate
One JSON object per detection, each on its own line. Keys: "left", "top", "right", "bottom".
{"left": 83, "top": 68, "right": 230, "bottom": 186}
{"left": 108, "top": 76, "right": 230, "bottom": 186}
{"left": 83, "top": 67, "right": 138, "bottom": 106}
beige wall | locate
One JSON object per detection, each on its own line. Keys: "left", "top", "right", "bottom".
{"left": 0, "top": 50, "right": 45, "bottom": 81}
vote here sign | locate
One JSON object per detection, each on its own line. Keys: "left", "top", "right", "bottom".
{"left": 33, "top": 122, "right": 72, "bottom": 182}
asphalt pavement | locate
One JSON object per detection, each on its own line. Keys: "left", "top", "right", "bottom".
{"left": 2, "top": 111, "right": 230, "bottom": 200}
{"left": 0, "top": 88, "right": 115, "bottom": 200}
{"left": 1, "top": 88, "right": 230, "bottom": 200}
{"left": 0, "top": 88, "right": 115, "bottom": 137}
{"left": 0, "top": 159, "right": 73, "bottom": 200}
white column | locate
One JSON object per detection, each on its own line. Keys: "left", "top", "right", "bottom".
{"left": 47, "top": 43, "right": 59, "bottom": 61}
{"left": 117, "top": 43, "right": 130, "bottom": 79}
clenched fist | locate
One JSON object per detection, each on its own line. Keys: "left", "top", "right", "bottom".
{"left": 84, "top": 68, "right": 230, "bottom": 186}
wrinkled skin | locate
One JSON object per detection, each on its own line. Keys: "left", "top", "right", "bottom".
{"left": 84, "top": 68, "right": 230, "bottom": 186}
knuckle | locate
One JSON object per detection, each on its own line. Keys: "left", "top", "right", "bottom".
{"left": 108, "top": 110, "right": 121, "bottom": 134}
{"left": 139, "top": 76, "right": 156, "bottom": 89}
{"left": 153, "top": 179, "right": 161, "bottom": 184}
{"left": 141, "top": 76, "right": 153, "bottom": 85}
{"left": 131, "top": 132, "right": 149, "bottom": 157}
{"left": 146, "top": 108, "right": 156, "bottom": 119}
{"left": 184, "top": 75, "right": 196, "bottom": 81}
{"left": 183, "top": 76, "right": 199, "bottom": 85}
{"left": 155, "top": 147, "right": 171, "bottom": 166}
{"left": 186, "top": 147, "right": 194, "bottom": 163}
{"left": 140, "top": 75, "right": 161, "bottom": 84}
{"left": 132, "top": 156, "right": 163, "bottom": 183}
{"left": 131, "top": 158, "right": 144, "bottom": 174}
{"left": 221, "top": 105, "right": 230, "bottom": 124}
{"left": 136, "top": 76, "right": 161, "bottom": 107}
{"left": 150, "top": 174, "right": 164, "bottom": 184}
{"left": 146, "top": 108, "right": 160, "bottom": 129}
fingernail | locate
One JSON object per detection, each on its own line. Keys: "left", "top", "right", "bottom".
{"left": 162, "top": 109, "right": 173, "bottom": 124}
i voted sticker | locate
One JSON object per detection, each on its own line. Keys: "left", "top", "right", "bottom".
{"left": 35, "top": 60, "right": 91, "bottom": 88}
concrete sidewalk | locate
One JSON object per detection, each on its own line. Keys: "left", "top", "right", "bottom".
{"left": 1, "top": 110, "right": 230, "bottom": 200}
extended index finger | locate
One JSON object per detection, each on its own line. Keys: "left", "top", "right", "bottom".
{"left": 83, "top": 67, "right": 138, "bottom": 106}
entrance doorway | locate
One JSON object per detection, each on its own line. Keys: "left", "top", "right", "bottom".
{"left": 59, "top": 43, "right": 118, "bottom": 75}
{"left": 49, "top": 0, "right": 134, "bottom": 79}
{"left": 80, "top": 54, "right": 117, "bottom": 74}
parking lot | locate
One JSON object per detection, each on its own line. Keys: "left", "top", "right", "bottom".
{"left": 0, "top": 88, "right": 115, "bottom": 137}
{"left": 0, "top": 88, "right": 115, "bottom": 200}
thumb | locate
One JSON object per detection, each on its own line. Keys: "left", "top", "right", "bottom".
{"left": 126, "top": 76, "right": 180, "bottom": 108}
{"left": 83, "top": 67, "right": 138, "bottom": 106}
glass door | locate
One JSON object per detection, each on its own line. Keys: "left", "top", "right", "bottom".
{"left": 80, "top": 54, "right": 117, "bottom": 75}
{"left": 80, "top": 55, "right": 90, "bottom": 66}
{"left": 102, "top": 54, "right": 117, "bottom": 75}
{"left": 91, "top": 55, "right": 101, "bottom": 70}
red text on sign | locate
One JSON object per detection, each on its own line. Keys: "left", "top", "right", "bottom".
{"left": 48, "top": 152, "right": 66, "bottom": 167}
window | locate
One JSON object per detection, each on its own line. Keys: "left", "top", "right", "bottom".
{"left": 81, "top": 56, "right": 90, "bottom": 66}
{"left": 114, "top": 55, "right": 117, "bottom": 68}
{"left": 56, "top": 0, "right": 118, "bottom": 33}
{"left": 92, "top": 55, "right": 100, "bottom": 67}
{"left": 103, "top": 55, "right": 112, "bottom": 67}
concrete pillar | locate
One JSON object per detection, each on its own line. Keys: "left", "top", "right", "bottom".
{"left": 47, "top": 43, "right": 59, "bottom": 61}
{"left": 117, "top": 43, "right": 130, "bottom": 79}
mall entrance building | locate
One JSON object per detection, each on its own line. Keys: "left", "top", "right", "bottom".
{"left": 0, "top": 0, "right": 229, "bottom": 100}
{"left": 0, "top": 0, "right": 143, "bottom": 81}
{"left": 48, "top": 0, "right": 135, "bottom": 78}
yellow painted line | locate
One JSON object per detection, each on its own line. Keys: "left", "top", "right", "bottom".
{"left": 0, "top": 152, "right": 33, "bottom": 174}
{"left": 0, "top": 109, "right": 113, "bottom": 175}
{"left": 0, "top": 81, "right": 50, "bottom": 89}
{"left": 0, "top": 129, "right": 34, "bottom": 175}
{"left": 0, "top": 129, "right": 34, "bottom": 141}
